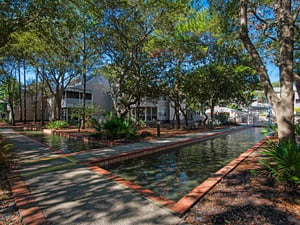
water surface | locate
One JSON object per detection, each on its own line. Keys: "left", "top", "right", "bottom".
{"left": 103, "top": 127, "right": 265, "bottom": 201}
{"left": 19, "top": 130, "right": 103, "bottom": 154}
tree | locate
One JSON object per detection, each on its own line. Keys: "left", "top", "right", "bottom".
{"left": 177, "top": 9, "right": 260, "bottom": 127}
{"left": 184, "top": 61, "right": 258, "bottom": 126}
{"left": 0, "top": 0, "right": 34, "bottom": 48}
{"left": 98, "top": 0, "right": 172, "bottom": 119}
{"left": 239, "top": 0, "right": 299, "bottom": 141}
{"left": 15, "top": 3, "right": 83, "bottom": 120}
{"left": 0, "top": 57, "right": 20, "bottom": 125}
{"left": 206, "top": 0, "right": 299, "bottom": 141}
{"left": 1, "top": 1, "right": 91, "bottom": 122}
{"left": 146, "top": 1, "right": 207, "bottom": 128}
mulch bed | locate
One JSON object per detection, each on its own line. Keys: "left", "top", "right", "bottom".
{"left": 183, "top": 151, "right": 300, "bottom": 225}
{"left": 0, "top": 168, "right": 22, "bottom": 225}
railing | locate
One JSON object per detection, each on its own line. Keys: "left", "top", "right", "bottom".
{"left": 61, "top": 98, "right": 92, "bottom": 107}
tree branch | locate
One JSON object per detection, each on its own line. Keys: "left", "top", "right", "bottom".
{"left": 293, "top": 6, "right": 300, "bottom": 22}
{"left": 250, "top": 9, "right": 268, "bottom": 25}
{"left": 250, "top": 9, "right": 278, "bottom": 41}
{"left": 239, "top": 0, "right": 278, "bottom": 107}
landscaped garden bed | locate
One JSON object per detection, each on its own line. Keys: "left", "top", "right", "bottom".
{"left": 184, "top": 151, "right": 300, "bottom": 225}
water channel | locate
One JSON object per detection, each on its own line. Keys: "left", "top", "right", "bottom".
{"left": 102, "top": 127, "right": 266, "bottom": 201}
{"left": 19, "top": 130, "right": 104, "bottom": 154}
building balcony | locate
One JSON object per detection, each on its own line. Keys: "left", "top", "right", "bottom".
{"left": 61, "top": 98, "right": 93, "bottom": 108}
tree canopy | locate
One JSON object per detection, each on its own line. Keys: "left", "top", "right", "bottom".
{"left": 0, "top": 0, "right": 263, "bottom": 126}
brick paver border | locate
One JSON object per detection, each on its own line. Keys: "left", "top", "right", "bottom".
{"left": 9, "top": 174, "right": 49, "bottom": 225}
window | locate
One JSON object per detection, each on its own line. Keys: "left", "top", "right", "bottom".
{"left": 66, "top": 91, "right": 92, "bottom": 100}
{"left": 66, "top": 91, "right": 79, "bottom": 99}
{"left": 80, "top": 93, "right": 92, "bottom": 100}
{"left": 85, "top": 93, "right": 92, "bottom": 100}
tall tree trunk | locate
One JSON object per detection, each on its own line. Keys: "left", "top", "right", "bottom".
{"left": 41, "top": 67, "right": 45, "bottom": 126}
{"left": 239, "top": 0, "right": 295, "bottom": 142}
{"left": 34, "top": 68, "right": 38, "bottom": 124}
{"left": 275, "top": 0, "right": 295, "bottom": 141}
{"left": 18, "top": 61, "right": 22, "bottom": 122}
{"left": 180, "top": 107, "right": 189, "bottom": 128}
{"left": 174, "top": 95, "right": 180, "bottom": 129}
{"left": 174, "top": 61, "right": 182, "bottom": 129}
{"left": 184, "top": 112, "right": 188, "bottom": 127}
{"left": 8, "top": 100, "right": 15, "bottom": 126}
{"left": 81, "top": 31, "right": 87, "bottom": 130}
{"left": 23, "top": 61, "right": 26, "bottom": 124}
{"left": 55, "top": 89, "right": 62, "bottom": 120}
{"left": 210, "top": 100, "right": 215, "bottom": 128}
{"left": 81, "top": 73, "right": 86, "bottom": 130}
{"left": 8, "top": 78, "right": 16, "bottom": 126}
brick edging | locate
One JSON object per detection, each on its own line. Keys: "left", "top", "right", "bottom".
{"left": 8, "top": 173, "right": 49, "bottom": 225}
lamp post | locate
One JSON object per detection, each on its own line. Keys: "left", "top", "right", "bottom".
{"left": 157, "top": 120, "right": 160, "bottom": 137}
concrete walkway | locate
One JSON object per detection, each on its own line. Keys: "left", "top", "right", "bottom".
{"left": 1, "top": 126, "right": 244, "bottom": 225}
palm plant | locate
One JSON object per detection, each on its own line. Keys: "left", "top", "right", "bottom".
{"left": 259, "top": 140, "right": 300, "bottom": 185}
{"left": 294, "top": 124, "right": 300, "bottom": 138}
{"left": 102, "top": 113, "right": 136, "bottom": 139}
{"left": 260, "top": 124, "right": 278, "bottom": 136}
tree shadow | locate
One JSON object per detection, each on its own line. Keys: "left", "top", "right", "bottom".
{"left": 24, "top": 165, "right": 185, "bottom": 225}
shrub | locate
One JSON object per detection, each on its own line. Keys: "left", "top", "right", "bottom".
{"left": 140, "top": 131, "right": 153, "bottom": 138}
{"left": 215, "top": 112, "right": 229, "bottom": 125}
{"left": 85, "top": 118, "right": 98, "bottom": 128}
{"left": 0, "top": 134, "right": 13, "bottom": 169}
{"left": 260, "top": 124, "right": 278, "bottom": 136}
{"left": 259, "top": 140, "right": 300, "bottom": 185}
{"left": 261, "top": 124, "right": 300, "bottom": 138}
{"left": 294, "top": 124, "right": 300, "bottom": 138}
{"left": 67, "top": 120, "right": 80, "bottom": 126}
{"left": 90, "top": 118, "right": 103, "bottom": 139}
{"left": 222, "top": 121, "right": 240, "bottom": 126}
{"left": 103, "top": 113, "right": 136, "bottom": 139}
{"left": 45, "top": 120, "right": 68, "bottom": 129}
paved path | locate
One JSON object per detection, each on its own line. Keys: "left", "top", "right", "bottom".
{"left": 0, "top": 126, "right": 245, "bottom": 225}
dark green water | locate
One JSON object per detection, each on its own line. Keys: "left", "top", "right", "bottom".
{"left": 19, "top": 130, "right": 103, "bottom": 154}
{"left": 102, "top": 127, "right": 266, "bottom": 201}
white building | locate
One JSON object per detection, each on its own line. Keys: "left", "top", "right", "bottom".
{"left": 248, "top": 87, "right": 300, "bottom": 125}
{"left": 205, "top": 106, "right": 248, "bottom": 124}
{"left": 60, "top": 76, "right": 113, "bottom": 120}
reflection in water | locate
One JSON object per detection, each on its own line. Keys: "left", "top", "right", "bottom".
{"left": 19, "top": 130, "right": 103, "bottom": 153}
{"left": 103, "top": 128, "right": 266, "bottom": 201}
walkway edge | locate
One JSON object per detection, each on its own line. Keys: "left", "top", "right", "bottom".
{"left": 9, "top": 173, "right": 49, "bottom": 225}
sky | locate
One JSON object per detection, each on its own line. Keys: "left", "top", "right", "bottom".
{"left": 25, "top": 63, "right": 280, "bottom": 83}
{"left": 267, "top": 64, "right": 279, "bottom": 83}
